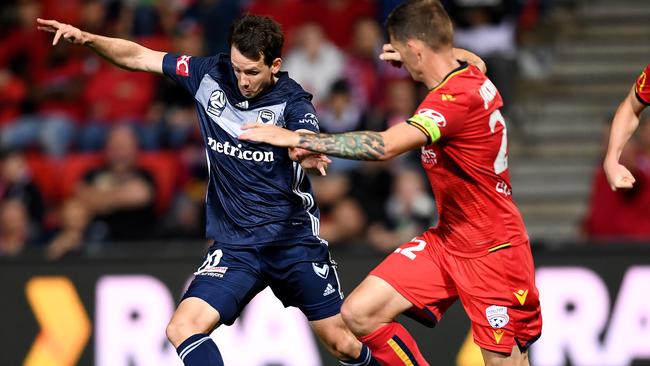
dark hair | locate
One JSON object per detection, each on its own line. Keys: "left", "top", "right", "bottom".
{"left": 386, "top": 0, "right": 453, "bottom": 51}
{"left": 228, "top": 15, "right": 284, "bottom": 66}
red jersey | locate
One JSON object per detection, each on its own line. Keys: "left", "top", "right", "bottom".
{"left": 407, "top": 63, "right": 527, "bottom": 257}
{"left": 635, "top": 64, "right": 650, "bottom": 105}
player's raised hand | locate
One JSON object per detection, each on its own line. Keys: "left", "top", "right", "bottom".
{"left": 37, "top": 18, "right": 86, "bottom": 46}
{"left": 379, "top": 43, "right": 403, "bottom": 68}
{"left": 239, "top": 123, "right": 300, "bottom": 147}
{"left": 603, "top": 160, "right": 636, "bottom": 191}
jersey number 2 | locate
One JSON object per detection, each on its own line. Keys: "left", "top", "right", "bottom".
{"left": 395, "top": 239, "right": 427, "bottom": 260}
{"left": 489, "top": 109, "right": 508, "bottom": 174}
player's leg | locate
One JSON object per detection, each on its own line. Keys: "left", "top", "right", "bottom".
{"left": 167, "top": 297, "right": 223, "bottom": 365}
{"left": 167, "top": 243, "right": 265, "bottom": 366}
{"left": 341, "top": 275, "right": 430, "bottom": 366}
{"left": 343, "top": 235, "right": 458, "bottom": 365}
{"left": 262, "top": 240, "right": 378, "bottom": 365}
{"left": 309, "top": 314, "right": 378, "bottom": 365}
{"left": 480, "top": 346, "right": 529, "bottom": 366}
{"left": 450, "top": 242, "right": 542, "bottom": 366}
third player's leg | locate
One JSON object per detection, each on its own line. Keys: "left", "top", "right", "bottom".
{"left": 340, "top": 275, "right": 413, "bottom": 336}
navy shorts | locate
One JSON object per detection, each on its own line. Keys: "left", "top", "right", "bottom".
{"left": 182, "top": 236, "right": 344, "bottom": 325}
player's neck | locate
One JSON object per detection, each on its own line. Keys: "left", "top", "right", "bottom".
{"left": 423, "top": 49, "right": 461, "bottom": 90}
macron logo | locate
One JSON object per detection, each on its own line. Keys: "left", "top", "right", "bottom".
{"left": 176, "top": 55, "right": 191, "bottom": 77}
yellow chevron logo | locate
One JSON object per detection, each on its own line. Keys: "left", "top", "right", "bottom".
{"left": 24, "top": 277, "right": 91, "bottom": 366}
{"left": 513, "top": 289, "right": 528, "bottom": 306}
{"left": 492, "top": 329, "right": 504, "bottom": 344}
{"left": 441, "top": 93, "right": 456, "bottom": 101}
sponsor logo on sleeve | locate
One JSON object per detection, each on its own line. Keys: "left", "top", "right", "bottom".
{"left": 176, "top": 55, "right": 191, "bottom": 77}
{"left": 417, "top": 109, "right": 447, "bottom": 127}
{"left": 298, "top": 113, "right": 319, "bottom": 127}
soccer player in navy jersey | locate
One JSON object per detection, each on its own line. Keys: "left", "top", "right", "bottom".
{"left": 37, "top": 15, "right": 379, "bottom": 366}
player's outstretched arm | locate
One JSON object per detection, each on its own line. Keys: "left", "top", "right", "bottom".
{"left": 36, "top": 18, "right": 165, "bottom": 74}
{"left": 379, "top": 43, "right": 487, "bottom": 73}
{"left": 452, "top": 48, "right": 487, "bottom": 74}
{"left": 239, "top": 122, "right": 427, "bottom": 161}
{"left": 603, "top": 85, "right": 646, "bottom": 190}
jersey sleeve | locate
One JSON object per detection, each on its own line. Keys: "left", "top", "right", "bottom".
{"left": 406, "top": 92, "right": 468, "bottom": 144}
{"left": 284, "top": 96, "right": 320, "bottom": 133}
{"left": 162, "top": 53, "right": 216, "bottom": 96}
{"left": 635, "top": 64, "right": 650, "bottom": 105}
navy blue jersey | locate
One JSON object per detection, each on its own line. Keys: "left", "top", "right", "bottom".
{"left": 162, "top": 53, "right": 322, "bottom": 245}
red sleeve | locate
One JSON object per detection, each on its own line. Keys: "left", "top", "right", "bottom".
{"left": 408, "top": 91, "right": 468, "bottom": 143}
{"left": 634, "top": 64, "right": 650, "bottom": 105}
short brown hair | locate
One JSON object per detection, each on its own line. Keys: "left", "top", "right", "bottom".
{"left": 229, "top": 15, "right": 284, "bottom": 66}
{"left": 386, "top": 0, "right": 453, "bottom": 51}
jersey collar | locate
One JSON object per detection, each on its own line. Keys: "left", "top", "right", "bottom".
{"left": 431, "top": 61, "right": 469, "bottom": 92}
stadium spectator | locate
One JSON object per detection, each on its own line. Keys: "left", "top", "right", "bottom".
{"left": 180, "top": 0, "right": 242, "bottom": 55}
{"left": 246, "top": 0, "right": 308, "bottom": 48}
{"left": 47, "top": 126, "right": 156, "bottom": 259}
{"left": 367, "top": 169, "right": 437, "bottom": 252}
{"left": 0, "top": 149, "right": 45, "bottom": 231}
{"left": 0, "top": 67, "right": 27, "bottom": 127}
{"left": 0, "top": 199, "right": 31, "bottom": 256}
{"left": 308, "top": 0, "right": 376, "bottom": 49}
{"left": 283, "top": 22, "right": 344, "bottom": 106}
{"left": 81, "top": 61, "right": 157, "bottom": 150}
{"left": 450, "top": 0, "right": 519, "bottom": 114}
{"left": 311, "top": 173, "right": 366, "bottom": 245}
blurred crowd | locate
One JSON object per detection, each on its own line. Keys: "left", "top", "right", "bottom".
{"left": 0, "top": 0, "right": 553, "bottom": 258}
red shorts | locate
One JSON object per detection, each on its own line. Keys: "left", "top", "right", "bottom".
{"left": 370, "top": 232, "right": 542, "bottom": 354}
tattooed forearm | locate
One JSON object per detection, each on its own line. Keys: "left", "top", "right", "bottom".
{"left": 298, "top": 131, "right": 386, "bottom": 160}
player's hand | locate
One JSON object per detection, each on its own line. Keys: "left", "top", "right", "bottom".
{"left": 290, "top": 148, "right": 331, "bottom": 176}
{"left": 239, "top": 123, "right": 300, "bottom": 147}
{"left": 379, "top": 43, "right": 403, "bottom": 68}
{"left": 37, "top": 18, "right": 86, "bottom": 45}
{"left": 299, "top": 154, "right": 331, "bottom": 176}
{"left": 603, "top": 160, "right": 636, "bottom": 191}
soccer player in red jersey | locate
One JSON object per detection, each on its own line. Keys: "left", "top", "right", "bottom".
{"left": 240, "top": 1, "right": 542, "bottom": 365}
{"left": 604, "top": 64, "right": 650, "bottom": 190}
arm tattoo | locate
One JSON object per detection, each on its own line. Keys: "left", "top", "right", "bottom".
{"left": 298, "top": 131, "right": 386, "bottom": 160}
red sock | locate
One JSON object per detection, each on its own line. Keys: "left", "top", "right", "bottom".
{"left": 358, "top": 322, "right": 429, "bottom": 366}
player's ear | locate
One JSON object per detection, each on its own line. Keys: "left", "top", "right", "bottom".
{"left": 271, "top": 58, "right": 282, "bottom": 74}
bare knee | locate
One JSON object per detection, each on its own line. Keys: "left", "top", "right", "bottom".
{"left": 166, "top": 298, "right": 220, "bottom": 347}
{"left": 340, "top": 298, "right": 377, "bottom": 336}
{"left": 166, "top": 317, "right": 212, "bottom": 347}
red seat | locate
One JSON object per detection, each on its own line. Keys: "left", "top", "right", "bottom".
{"left": 25, "top": 153, "right": 61, "bottom": 205}
{"left": 28, "top": 151, "right": 180, "bottom": 216}
{"left": 59, "top": 153, "right": 104, "bottom": 199}
{"left": 137, "top": 151, "right": 180, "bottom": 213}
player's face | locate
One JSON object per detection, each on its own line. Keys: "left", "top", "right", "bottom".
{"left": 390, "top": 39, "right": 423, "bottom": 82}
{"left": 231, "top": 46, "right": 282, "bottom": 99}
